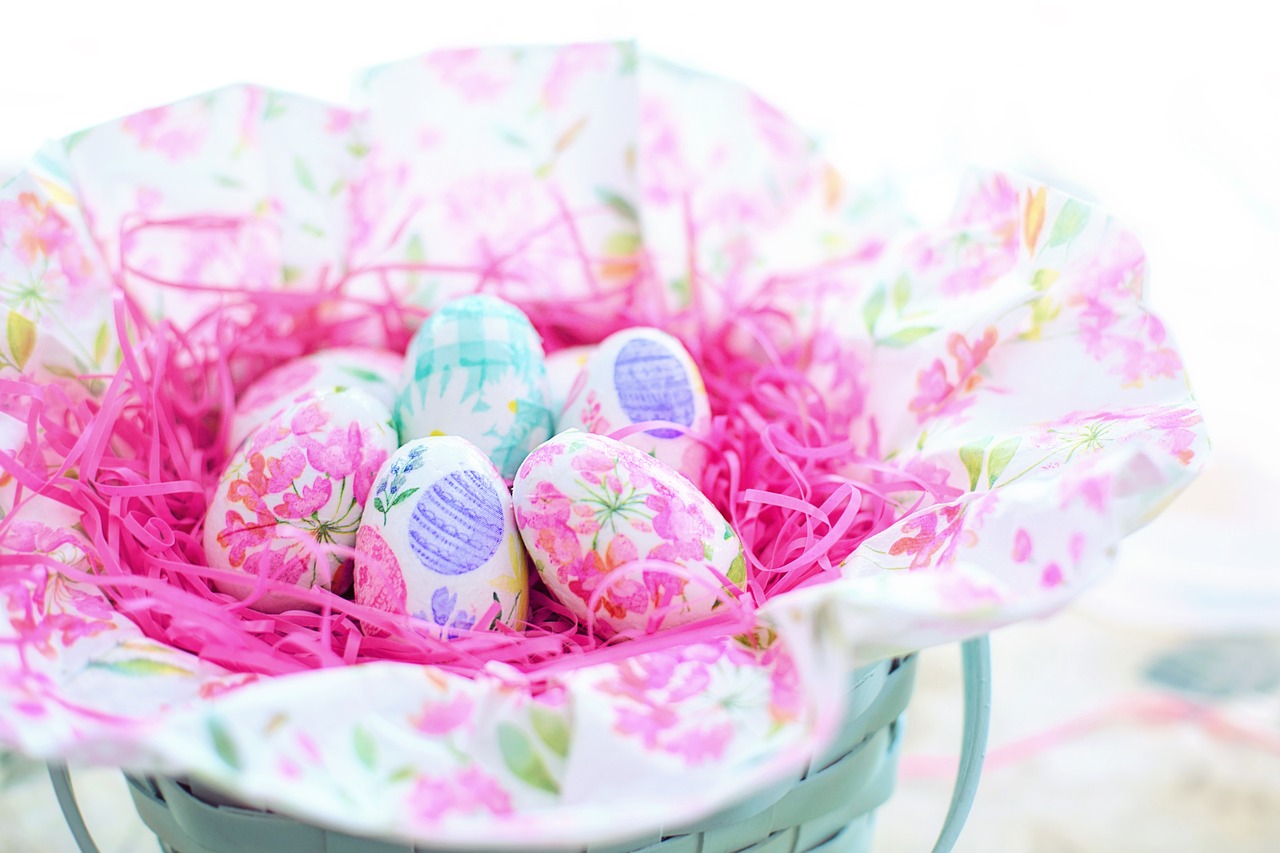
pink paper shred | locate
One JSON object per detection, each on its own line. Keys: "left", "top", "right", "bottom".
{"left": 0, "top": 207, "right": 949, "bottom": 685}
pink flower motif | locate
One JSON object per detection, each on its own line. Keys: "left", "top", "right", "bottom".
{"left": 289, "top": 400, "right": 330, "bottom": 436}
{"left": 570, "top": 445, "right": 616, "bottom": 484}
{"left": 1062, "top": 474, "right": 1110, "bottom": 514}
{"left": 888, "top": 503, "right": 966, "bottom": 570}
{"left": 1069, "top": 532, "right": 1086, "bottom": 563}
{"left": 908, "top": 328, "right": 998, "bottom": 424}
{"left": 272, "top": 476, "right": 332, "bottom": 519}
{"left": 519, "top": 438, "right": 567, "bottom": 473}
{"left": 240, "top": 545, "right": 310, "bottom": 586}
{"left": 0, "top": 192, "right": 95, "bottom": 289}
{"left": 663, "top": 722, "right": 734, "bottom": 763}
{"left": 542, "top": 44, "right": 612, "bottom": 111}
{"left": 412, "top": 695, "right": 474, "bottom": 736}
{"left": 955, "top": 173, "right": 1020, "bottom": 231}
{"left": 904, "top": 456, "right": 963, "bottom": 502}
{"left": 410, "top": 767, "right": 512, "bottom": 823}
{"left": 1012, "top": 528, "right": 1032, "bottom": 563}
{"left": 1, "top": 520, "right": 85, "bottom": 555}
{"left": 566, "top": 534, "right": 653, "bottom": 622}
{"left": 645, "top": 486, "right": 713, "bottom": 563}
{"left": 0, "top": 192, "right": 71, "bottom": 264}
{"left": 217, "top": 509, "right": 278, "bottom": 568}
{"left": 239, "top": 361, "right": 321, "bottom": 411}
{"left": 597, "top": 644, "right": 756, "bottom": 764}
{"left": 424, "top": 49, "right": 513, "bottom": 102}
{"left": 325, "top": 108, "right": 355, "bottom": 134}
{"left": 515, "top": 481, "right": 581, "bottom": 573}
{"left": 353, "top": 439, "right": 388, "bottom": 506}
{"left": 257, "top": 446, "right": 306, "bottom": 493}
{"left": 301, "top": 422, "right": 364, "bottom": 479}
{"left": 354, "top": 525, "right": 407, "bottom": 616}
{"left": 1041, "top": 562, "right": 1064, "bottom": 587}
{"left": 577, "top": 391, "right": 612, "bottom": 437}
{"left": 122, "top": 105, "right": 209, "bottom": 161}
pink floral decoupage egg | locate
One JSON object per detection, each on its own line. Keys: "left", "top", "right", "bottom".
{"left": 558, "top": 328, "right": 710, "bottom": 483}
{"left": 203, "top": 387, "right": 398, "bottom": 612}
{"left": 512, "top": 431, "right": 745, "bottom": 636}
{"left": 228, "top": 347, "right": 403, "bottom": 451}
{"left": 354, "top": 436, "right": 528, "bottom": 638}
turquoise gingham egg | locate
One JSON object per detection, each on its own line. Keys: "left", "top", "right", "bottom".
{"left": 394, "top": 295, "right": 552, "bottom": 480}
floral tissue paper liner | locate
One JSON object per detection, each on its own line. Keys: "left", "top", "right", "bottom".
{"left": 0, "top": 42, "right": 1205, "bottom": 846}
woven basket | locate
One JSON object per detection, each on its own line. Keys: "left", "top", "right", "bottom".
{"left": 51, "top": 640, "right": 991, "bottom": 853}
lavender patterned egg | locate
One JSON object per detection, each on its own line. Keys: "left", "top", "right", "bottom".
{"left": 354, "top": 436, "right": 528, "bottom": 638}
{"left": 204, "top": 387, "right": 398, "bottom": 613}
{"left": 228, "top": 347, "right": 403, "bottom": 451}
{"left": 558, "top": 327, "right": 710, "bottom": 483}
{"left": 394, "top": 295, "right": 552, "bottom": 480}
{"left": 544, "top": 344, "right": 595, "bottom": 425}
{"left": 513, "top": 431, "right": 745, "bottom": 637}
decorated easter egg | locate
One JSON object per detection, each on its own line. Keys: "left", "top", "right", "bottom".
{"left": 513, "top": 431, "right": 745, "bottom": 636}
{"left": 229, "top": 347, "right": 403, "bottom": 451}
{"left": 354, "top": 436, "right": 528, "bottom": 638}
{"left": 204, "top": 387, "right": 398, "bottom": 612}
{"left": 558, "top": 327, "right": 710, "bottom": 482}
{"left": 394, "top": 294, "right": 552, "bottom": 480}
{"left": 544, "top": 344, "right": 595, "bottom": 424}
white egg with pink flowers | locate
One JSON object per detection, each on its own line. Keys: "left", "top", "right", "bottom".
{"left": 203, "top": 387, "right": 397, "bottom": 612}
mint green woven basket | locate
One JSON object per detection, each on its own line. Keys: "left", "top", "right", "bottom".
{"left": 50, "top": 639, "right": 991, "bottom": 853}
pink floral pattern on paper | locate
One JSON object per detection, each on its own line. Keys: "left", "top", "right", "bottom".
{"left": 0, "top": 522, "right": 117, "bottom": 656}
{"left": 410, "top": 766, "right": 512, "bottom": 822}
{"left": 597, "top": 639, "right": 800, "bottom": 765}
{"left": 909, "top": 328, "right": 998, "bottom": 424}
{"left": 122, "top": 105, "right": 210, "bottom": 161}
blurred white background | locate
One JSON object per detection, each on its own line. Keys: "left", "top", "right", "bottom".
{"left": 1, "top": 1, "right": 1277, "bottom": 850}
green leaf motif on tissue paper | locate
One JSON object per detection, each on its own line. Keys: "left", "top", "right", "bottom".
{"left": 498, "top": 723, "right": 559, "bottom": 794}
{"left": 1047, "top": 199, "right": 1091, "bottom": 248}
{"left": 1030, "top": 269, "right": 1060, "bottom": 291}
{"left": 987, "top": 437, "right": 1021, "bottom": 487}
{"left": 959, "top": 437, "right": 992, "bottom": 491}
{"left": 530, "top": 705, "right": 571, "bottom": 759}
{"left": 208, "top": 718, "right": 242, "bottom": 770}
{"left": 93, "top": 322, "right": 111, "bottom": 365}
{"left": 87, "top": 659, "right": 193, "bottom": 678}
{"left": 862, "top": 286, "right": 886, "bottom": 334}
{"left": 880, "top": 326, "right": 938, "bottom": 348}
{"left": 353, "top": 726, "right": 377, "bottom": 770}
{"left": 596, "top": 188, "right": 639, "bottom": 223}
{"left": 7, "top": 312, "right": 36, "bottom": 370}
{"left": 892, "top": 275, "right": 911, "bottom": 312}
{"left": 294, "top": 156, "right": 316, "bottom": 193}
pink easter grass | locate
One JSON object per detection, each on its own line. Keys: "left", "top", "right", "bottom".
{"left": 0, "top": 206, "right": 949, "bottom": 687}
